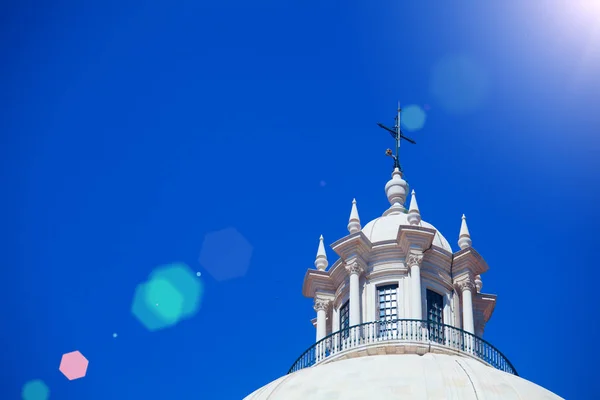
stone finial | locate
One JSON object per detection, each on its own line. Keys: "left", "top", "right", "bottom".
{"left": 383, "top": 168, "right": 409, "bottom": 216}
{"left": 314, "top": 235, "right": 328, "bottom": 270}
{"left": 407, "top": 189, "right": 421, "bottom": 226}
{"left": 347, "top": 198, "right": 361, "bottom": 234}
{"left": 458, "top": 214, "right": 472, "bottom": 249}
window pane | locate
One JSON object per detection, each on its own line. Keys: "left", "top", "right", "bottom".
{"left": 340, "top": 300, "right": 350, "bottom": 332}
{"left": 378, "top": 285, "right": 399, "bottom": 324}
{"left": 426, "top": 289, "right": 444, "bottom": 325}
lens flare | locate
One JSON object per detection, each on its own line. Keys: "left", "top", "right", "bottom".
{"left": 132, "top": 263, "right": 204, "bottom": 332}
{"left": 21, "top": 380, "right": 49, "bottom": 400}
{"left": 199, "top": 228, "right": 253, "bottom": 281}
{"left": 401, "top": 105, "right": 427, "bottom": 131}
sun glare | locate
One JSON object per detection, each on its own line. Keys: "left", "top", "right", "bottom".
{"left": 578, "top": 0, "right": 600, "bottom": 16}
{"left": 565, "top": 0, "right": 600, "bottom": 25}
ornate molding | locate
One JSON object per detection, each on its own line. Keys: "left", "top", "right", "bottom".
{"left": 406, "top": 253, "right": 423, "bottom": 268}
{"left": 457, "top": 280, "right": 476, "bottom": 293}
{"left": 345, "top": 261, "right": 364, "bottom": 275}
{"left": 314, "top": 298, "right": 330, "bottom": 312}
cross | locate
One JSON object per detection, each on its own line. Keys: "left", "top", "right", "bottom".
{"left": 377, "top": 103, "right": 416, "bottom": 172}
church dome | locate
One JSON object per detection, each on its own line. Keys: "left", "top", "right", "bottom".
{"left": 362, "top": 213, "right": 453, "bottom": 252}
{"left": 245, "top": 108, "right": 563, "bottom": 400}
{"left": 244, "top": 354, "right": 561, "bottom": 400}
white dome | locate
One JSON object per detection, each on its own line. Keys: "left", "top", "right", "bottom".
{"left": 362, "top": 213, "right": 453, "bottom": 252}
{"left": 244, "top": 354, "right": 562, "bottom": 400}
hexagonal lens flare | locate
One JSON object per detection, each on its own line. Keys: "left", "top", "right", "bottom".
{"left": 59, "top": 350, "right": 89, "bottom": 380}
{"left": 149, "top": 263, "right": 203, "bottom": 319}
{"left": 132, "top": 263, "right": 204, "bottom": 332}
{"left": 199, "top": 228, "right": 253, "bottom": 281}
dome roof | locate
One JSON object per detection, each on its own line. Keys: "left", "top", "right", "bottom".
{"left": 244, "top": 354, "right": 562, "bottom": 400}
{"left": 362, "top": 212, "right": 453, "bottom": 252}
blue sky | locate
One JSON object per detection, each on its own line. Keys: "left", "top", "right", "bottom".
{"left": 1, "top": 1, "right": 599, "bottom": 399}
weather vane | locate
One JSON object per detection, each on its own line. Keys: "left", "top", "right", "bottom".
{"left": 377, "top": 102, "right": 416, "bottom": 172}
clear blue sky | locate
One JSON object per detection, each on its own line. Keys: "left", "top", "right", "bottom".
{"left": 1, "top": 1, "right": 599, "bottom": 399}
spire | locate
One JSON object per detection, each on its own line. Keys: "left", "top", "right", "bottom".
{"left": 458, "top": 214, "right": 472, "bottom": 249}
{"left": 347, "top": 199, "right": 361, "bottom": 234}
{"left": 475, "top": 275, "right": 483, "bottom": 293}
{"left": 383, "top": 168, "right": 409, "bottom": 216}
{"left": 407, "top": 189, "right": 421, "bottom": 226}
{"left": 314, "top": 235, "right": 328, "bottom": 271}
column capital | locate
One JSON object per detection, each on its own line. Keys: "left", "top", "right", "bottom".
{"left": 314, "top": 298, "right": 331, "bottom": 312}
{"left": 406, "top": 252, "right": 424, "bottom": 268}
{"left": 456, "top": 280, "right": 476, "bottom": 293}
{"left": 345, "top": 261, "right": 364, "bottom": 276}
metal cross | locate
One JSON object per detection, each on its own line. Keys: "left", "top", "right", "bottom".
{"left": 377, "top": 103, "right": 416, "bottom": 172}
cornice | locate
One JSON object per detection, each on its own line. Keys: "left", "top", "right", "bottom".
{"left": 328, "top": 259, "right": 347, "bottom": 288}
{"left": 396, "top": 225, "right": 436, "bottom": 254}
{"left": 302, "top": 269, "right": 335, "bottom": 298}
{"left": 474, "top": 292, "right": 497, "bottom": 322}
{"left": 424, "top": 247, "right": 453, "bottom": 274}
{"left": 452, "top": 247, "right": 489, "bottom": 279}
{"left": 367, "top": 244, "right": 405, "bottom": 265}
{"left": 368, "top": 271, "right": 406, "bottom": 283}
{"left": 367, "top": 264, "right": 409, "bottom": 281}
{"left": 330, "top": 231, "right": 373, "bottom": 261}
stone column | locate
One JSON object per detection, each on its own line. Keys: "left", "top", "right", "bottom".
{"left": 345, "top": 262, "right": 364, "bottom": 327}
{"left": 407, "top": 252, "right": 424, "bottom": 320}
{"left": 314, "top": 298, "right": 330, "bottom": 342}
{"left": 458, "top": 281, "right": 475, "bottom": 335}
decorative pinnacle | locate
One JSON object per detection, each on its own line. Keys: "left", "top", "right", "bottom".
{"left": 458, "top": 214, "right": 472, "bottom": 249}
{"left": 407, "top": 189, "right": 421, "bottom": 226}
{"left": 347, "top": 198, "right": 361, "bottom": 234}
{"left": 314, "top": 235, "right": 328, "bottom": 270}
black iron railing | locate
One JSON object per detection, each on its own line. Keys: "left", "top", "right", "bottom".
{"left": 287, "top": 319, "right": 517, "bottom": 376}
